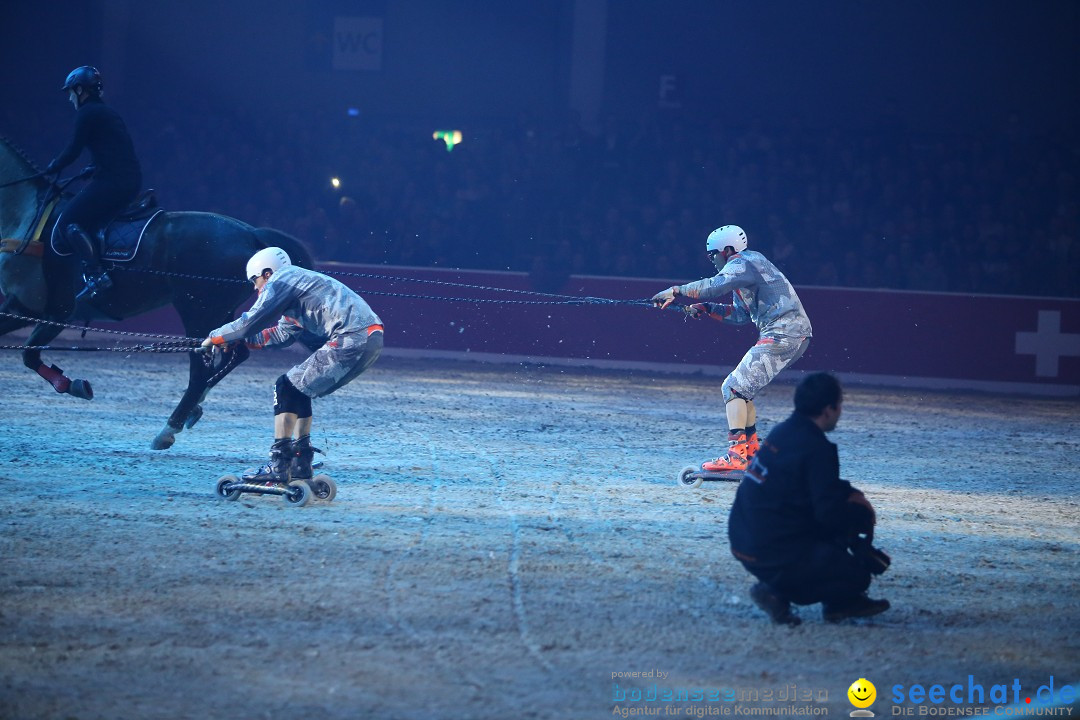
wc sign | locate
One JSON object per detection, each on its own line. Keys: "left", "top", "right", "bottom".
{"left": 333, "top": 16, "right": 382, "bottom": 71}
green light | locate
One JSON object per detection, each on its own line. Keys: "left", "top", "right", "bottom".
{"left": 433, "top": 129, "right": 463, "bottom": 152}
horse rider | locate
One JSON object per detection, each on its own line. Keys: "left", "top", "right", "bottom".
{"left": 45, "top": 65, "right": 142, "bottom": 301}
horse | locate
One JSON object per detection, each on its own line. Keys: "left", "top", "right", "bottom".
{"left": 0, "top": 135, "right": 313, "bottom": 450}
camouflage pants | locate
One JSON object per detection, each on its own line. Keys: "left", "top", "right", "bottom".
{"left": 288, "top": 330, "right": 384, "bottom": 398}
{"left": 721, "top": 335, "right": 810, "bottom": 403}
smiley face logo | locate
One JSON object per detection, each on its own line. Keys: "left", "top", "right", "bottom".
{"left": 848, "top": 678, "right": 877, "bottom": 708}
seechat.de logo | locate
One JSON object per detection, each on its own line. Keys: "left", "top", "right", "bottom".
{"left": 848, "top": 678, "right": 877, "bottom": 717}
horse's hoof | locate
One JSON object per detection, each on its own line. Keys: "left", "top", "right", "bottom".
{"left": 150, "top": 424, "right": 181, "bottom": 450}
{"left": 67, "top": 379, "right": 94, "bottom": 400}
{"left": 184, "top": 404, "right": 204, "bottom": 430}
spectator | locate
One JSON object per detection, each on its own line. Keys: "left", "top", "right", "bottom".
{"left": 729, "top": 372, "right": 891, "bottom": 626}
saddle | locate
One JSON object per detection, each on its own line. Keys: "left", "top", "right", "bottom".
{"left": 98, "top": 191, "right": 164, "bottom": 262}
{"left": 51, "top": 190, "right": 163, "bottom": 262}
{"left": 113, "top": 190, "right": 160, "bottom": 221}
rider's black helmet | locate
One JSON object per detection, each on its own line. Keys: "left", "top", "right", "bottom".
{"left": 61, "top": 66, "right": 103, "bottom": 95}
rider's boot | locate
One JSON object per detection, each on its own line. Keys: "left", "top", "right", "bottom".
{"left": 66, "top": 223, "right": 113, "bottom": 300}
{"left": 702, "top": 431, "right": 749, "bottom": 473}
{"left": 242, "top": 438, "right": 294, "bottom": 484}
{"left": 290, "top": 434, "right": 323, "bottom": 480}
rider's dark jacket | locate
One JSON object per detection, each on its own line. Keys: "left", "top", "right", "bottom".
{"left": 49, "top": 97, "right": 141, "bottom": 233}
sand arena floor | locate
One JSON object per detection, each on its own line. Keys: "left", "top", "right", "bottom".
{"left": 1, "top": 349, "right": 1077, "bottom": 719}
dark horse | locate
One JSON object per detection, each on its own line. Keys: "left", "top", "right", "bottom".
{"left": 0, "top": 136, "right": 313, "bottom": 449}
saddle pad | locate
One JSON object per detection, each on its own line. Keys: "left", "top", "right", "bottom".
{"left": 50, "top": 209, "right": 164, "bottom": 262}
{"left": 101, "top": 209, "right": 164, "bottom": 262}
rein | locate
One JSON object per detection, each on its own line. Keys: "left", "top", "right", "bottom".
{"left": 0, "top": 174, "right": 82, "bottom": 256}
{"left": 0, "top": 172, "right": 43, "bottom": 190}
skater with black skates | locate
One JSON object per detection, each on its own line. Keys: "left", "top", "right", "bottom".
{"left": 204, "top": 247, "right": 384, "bottom": 506}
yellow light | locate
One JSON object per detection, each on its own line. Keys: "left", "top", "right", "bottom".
{"left": 331, "top": 177, "right": 341, "bottom": 189}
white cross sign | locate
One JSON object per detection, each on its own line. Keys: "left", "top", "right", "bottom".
{"left": 1015, "top": 310, "right": 1080, "bottom": 378}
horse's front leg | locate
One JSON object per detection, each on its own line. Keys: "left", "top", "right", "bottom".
{"left": 151, "top": 350, "right": 208, "bottom": 450}
{"left": 21, "top": 321, "right": 94, "bottom": 400}
{"left": 151, "top": 344, "right": 249, "bottom": 449}
{"left": 0, "top": 297, "right": 34, "bottom": 337}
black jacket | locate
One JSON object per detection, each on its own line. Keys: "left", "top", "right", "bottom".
{"left": 50, "top": 97, "right": 141, "bottom": 185}
{"left": 728, "top": 412, "right": 868, "bottom": 568}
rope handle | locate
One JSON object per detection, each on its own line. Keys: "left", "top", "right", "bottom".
{"left": 0, "top": 342, "right": 199, "bottom": 353}
{"left": 0, "top": 263, "right": 685, "bottom": 353}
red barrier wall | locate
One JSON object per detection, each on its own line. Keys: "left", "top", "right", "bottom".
{"left": 330, "top": 264, "right": 1079, "bottom": 396}
{"left": 11, "top": 262, "right": 1079, "bottom": 396}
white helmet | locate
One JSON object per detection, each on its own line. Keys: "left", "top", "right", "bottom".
{"left": 706, "top": 225, "right": 748, "bottom": 254}
{"left": 245, "top": 247, "right": 291, "bottom": 281}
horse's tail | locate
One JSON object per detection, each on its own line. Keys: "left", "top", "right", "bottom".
{"left": 253, "top": 227, "right": 315, "bottom": 270}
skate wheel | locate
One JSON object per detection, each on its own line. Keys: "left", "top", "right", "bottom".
{"left": 308, "top": 473, "right": 337, "bottom": 502}
{"left": 215, "top": 474, "right": 242, "bottom": 501}
{"left": 284, "top": 479, "right": 311, "bottom": 507}
{"left": 677, "top": 466, "right": 704, "bottom": 489}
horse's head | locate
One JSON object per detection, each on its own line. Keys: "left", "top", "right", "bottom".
{"left": 0, "top": 136, "right": 50, "bottom": 241}
{"left": 0, "top": 137, "right": 49, "bottom": 312}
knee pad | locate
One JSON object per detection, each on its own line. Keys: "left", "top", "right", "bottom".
{"left": 273, "top": 375, "right": 312, "bottom": 417}
{"left": 721, "top": 378, "right": 750, "bottom": 404}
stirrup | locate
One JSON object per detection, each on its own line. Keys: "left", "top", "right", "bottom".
{"left": 76, "top": 272, "right": 113, "bottom": 301}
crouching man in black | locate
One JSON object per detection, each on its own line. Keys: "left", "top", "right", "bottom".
{"left": 728, "top": 372, "right": 890, "bottom": 626}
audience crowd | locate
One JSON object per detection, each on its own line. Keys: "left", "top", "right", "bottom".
{"left": 7, "top": 99, "right": 1078, "bottom": 298}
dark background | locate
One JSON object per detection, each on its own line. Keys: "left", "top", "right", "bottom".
{"left": 2, "top": 0, "right": 1078, "bottom": 296}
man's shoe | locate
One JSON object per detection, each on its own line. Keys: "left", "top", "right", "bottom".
{"left": 702, "top": 452, "right": 747, "bottom": 473}
{"left": 702, "top": 432, "right": 749, "bottom": 472}
{"left": 290, "top": 434, "right": 323, "bottom": 480}
{"left": 822, "top": 594, "right": 890, "bottom": 623}
{"left": 241, "top": 438, "right": 294, "bottom": 484}
{"left": 750, "top": 582, "right": 801, "bottom": 626}
{"left": 745, "top": 431, "right": 760, "bottom": 461}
